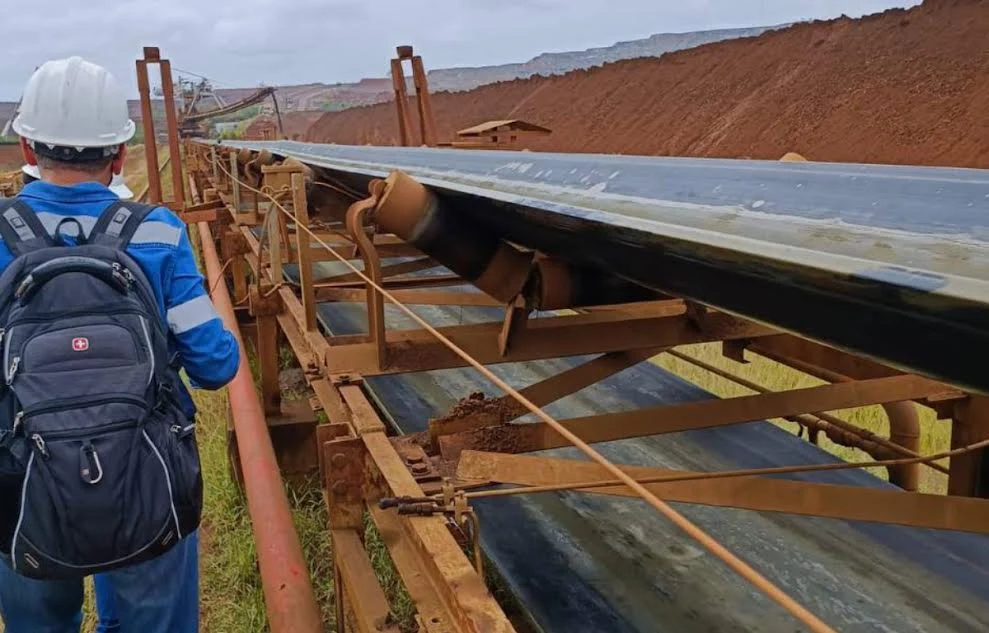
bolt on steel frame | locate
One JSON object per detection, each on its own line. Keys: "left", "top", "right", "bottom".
{"left": 144, "top": 47, "right": 989, "bottom": 633}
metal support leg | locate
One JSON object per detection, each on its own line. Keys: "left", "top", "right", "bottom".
{"left": 292, "top": 173, "right": 317, "bottom": 332}
{"left": 257, "top": 312, "right": 282, "bottom": 416}
{"left": 135, "top": 58, "right": 161, "bottom": 204}
{"left": 949, "top": 396, "right": 989, "bottom": 497}
{"left": 346, "top": 197, "right": 386, "bottom": 370}
{"left": 883, "top": 401, "right": 921, "bottom": 491}
{"left": 230, "top": 152, "right": 241, "bottom": 212}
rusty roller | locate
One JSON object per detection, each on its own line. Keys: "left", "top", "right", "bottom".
{"left": 282, "top": 157, "right": 314, "bottom": 186}
{"left": 375, "top": 171, "right": 533, "bottom": 303}
{"left": 237, "top": 148, "right": 253, "bottom": 172}
{"left": 528, "top": 256, "right": 657, "bottom": 310}
{"left": 244, "top": 149, "right": 276, "bottom": 187}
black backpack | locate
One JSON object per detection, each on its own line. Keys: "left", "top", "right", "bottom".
{"left": 0, "top": 197, "right": 202, "bottom": 579}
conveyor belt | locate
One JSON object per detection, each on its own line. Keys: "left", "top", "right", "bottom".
{"left": 222, "top": 140, "right": 989, "bottom": 394}
{"left": 300, "top": 258, "right": 989, "bottom": 633}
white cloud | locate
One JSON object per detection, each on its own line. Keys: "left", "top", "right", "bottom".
{"left": 0, "top": 0, "right": 918, "bottom": 99}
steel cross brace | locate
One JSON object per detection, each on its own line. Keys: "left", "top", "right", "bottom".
{"left": 455, "top": 450, "right": 989, "bottom": 535}
{"left": 437, "top": 374, "right": 945, "bottom": 456}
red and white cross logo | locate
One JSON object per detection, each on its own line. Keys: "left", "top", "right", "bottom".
{"left": 71, "top": 337, "right": 89, "bottom": 352}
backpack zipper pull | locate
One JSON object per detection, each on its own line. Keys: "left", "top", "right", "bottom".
{"left": 112, "top": 263, "right": 134, "bottom": 286}
{"left": 6, "top": 356, "right": 20, "bottom": 385}
{"left": 31, "top": 433, "right": 48, "bottom": 459}
{"left": 0, "top": 328, "right": 6, "bottom": 350}
{"left": 12, "top": 410, "right": 24, "bottom": 434}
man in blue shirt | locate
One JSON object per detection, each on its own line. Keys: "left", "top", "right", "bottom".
{"left": 0, "top": 57, "right": 239, "bottom": 633}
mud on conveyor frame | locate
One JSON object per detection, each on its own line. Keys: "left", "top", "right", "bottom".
{"left": 144, "top": 47, "right": 989, "bottom": 633}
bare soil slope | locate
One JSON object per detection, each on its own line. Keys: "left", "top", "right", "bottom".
{"left": 307, "top": 0, "right": 989, "bottom": 168}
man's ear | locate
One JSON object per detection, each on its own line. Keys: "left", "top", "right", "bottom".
{"left": 111, "top": 143, "right": 127, "bottom": 175}
{"left": 19, "top": 138, "right": 38, "bottom": 166}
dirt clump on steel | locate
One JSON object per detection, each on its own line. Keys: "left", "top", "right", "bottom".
{"left": 307, "top": 0, "right": 989, "bottom": 169}
{"left": 444, "top": 391, "right": 521, "bottom": 422}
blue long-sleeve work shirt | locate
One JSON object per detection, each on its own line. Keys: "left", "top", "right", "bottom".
{"left": 0, "top": 180, "right": 239, "bottom": 416}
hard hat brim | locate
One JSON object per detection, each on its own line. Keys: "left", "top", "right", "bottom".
{"left": 12, "top": 117, "right": 136, "bottom": 149}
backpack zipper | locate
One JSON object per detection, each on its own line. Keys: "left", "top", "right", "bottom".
{"left": 28, "top": 417, "right": 141, "bottom": 461}
{"left": 139, "top": 317, "right": 155, "bottom": 384}
{"left": 3, "top": 326, "right": 13, "bottom": 384}
{"left": 31, "top": 433, "right": 48, "bottom": 459}
{"left": 32, "top": 418, "right": 138, "bottom": 442}
{"left": 5, "top": 308, "right": 146, "bottom": 328}
{"left": 7, "top": 356, "right": 20, "bottom": 385}
{"left": 24, "top": 394, "right": 147, "bottom": 418}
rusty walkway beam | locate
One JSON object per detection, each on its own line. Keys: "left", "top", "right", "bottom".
{"left": 199, "top": 221, "right": 322, "bottom": 633}
{"left": 456, "top": 451, "right": 989, "bottom": 535}
{"left": 332, "top": 529, "right": 400, "bottom": 633}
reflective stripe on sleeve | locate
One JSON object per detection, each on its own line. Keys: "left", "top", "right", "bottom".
{"left": 167, "top": 295, "right": 220, "bottom": 334}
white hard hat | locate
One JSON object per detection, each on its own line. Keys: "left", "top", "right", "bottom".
{"left": 21, "top": 163, "right": 133, "bottom": 199}
{"left": 12, "top": 56, "right": 135, "bottom": 150}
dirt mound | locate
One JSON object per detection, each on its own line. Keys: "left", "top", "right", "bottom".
{"left": 307, "top": 0, "right": 989, "bottom": 168}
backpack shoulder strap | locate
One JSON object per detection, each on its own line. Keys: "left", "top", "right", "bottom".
{"left": 89, "top": 200, "right": 157, "bottom": 250}
{"left": 0, "top": 198, "right": 54, "bottom": 257}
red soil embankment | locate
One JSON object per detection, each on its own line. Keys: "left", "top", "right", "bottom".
{"left": 307, "top": 0, "right": 989, "bottom": 168}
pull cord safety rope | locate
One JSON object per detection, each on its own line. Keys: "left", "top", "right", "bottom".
{"left": 215, "top": 158, "right": 837, "bottom": 633}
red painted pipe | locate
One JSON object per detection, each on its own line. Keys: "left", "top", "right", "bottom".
{"left": 199, "top": 222, "right": 322, "bottom": 633}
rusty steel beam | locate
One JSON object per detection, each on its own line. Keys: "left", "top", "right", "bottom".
{"left": 292, "top": 172, "right": 319, "bottom": 332}
{"left": 317, "top": 274, "right": 466, "bottom": 292}
{"left": 748, "top": 335, "right": 984, "bottom": 495}
{"left": 134, "top": 57, "right": 161, "bottom": 204}
{"left": 324, "top": 311, "right": 774, "bottom": 376}
{"left": 442, "top": 374, "right": 946, "bottom": 455}
{"left": 317, "top": 288, "right": 501, "bottom": 307}
{"left": 390, "top": 56, "right": 414, "bottom": 147}
{"left": 295, "top": 242, "right": 424, "bottom": 262}
{"left": 276, "top": 310, "right": 352, "bottom": 427}
{"left": 456, "top": 451, "right": 989, "bottom": 535}
{"left": 749, "top": 335, "right": 899, "bottom": 381}
{"left": 256, "top": 310, "right": 281, "bottom": 416}
{"left": 346, "top": 394, "right": 514, "bottom": 632}
{"left": 316, "top": 257, "right": 439, "bottom": 284}
{"left": 332, "top": 529, "right": 400, "bottom": 633}
{"left": 158, "top": 57, "right": 185, "bottom": 208}
{"left": 949, "top": 396, "right": 989, "bottom": 497}
{"left": 200, "top": 221, "right": 322, "bottom": 633}
{"left": 666, "top": 349, "right": 941, "bottom": 487}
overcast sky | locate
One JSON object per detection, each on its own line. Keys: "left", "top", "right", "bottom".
{"left": 0, "top": 0, "right": 918, "bottom": 100}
